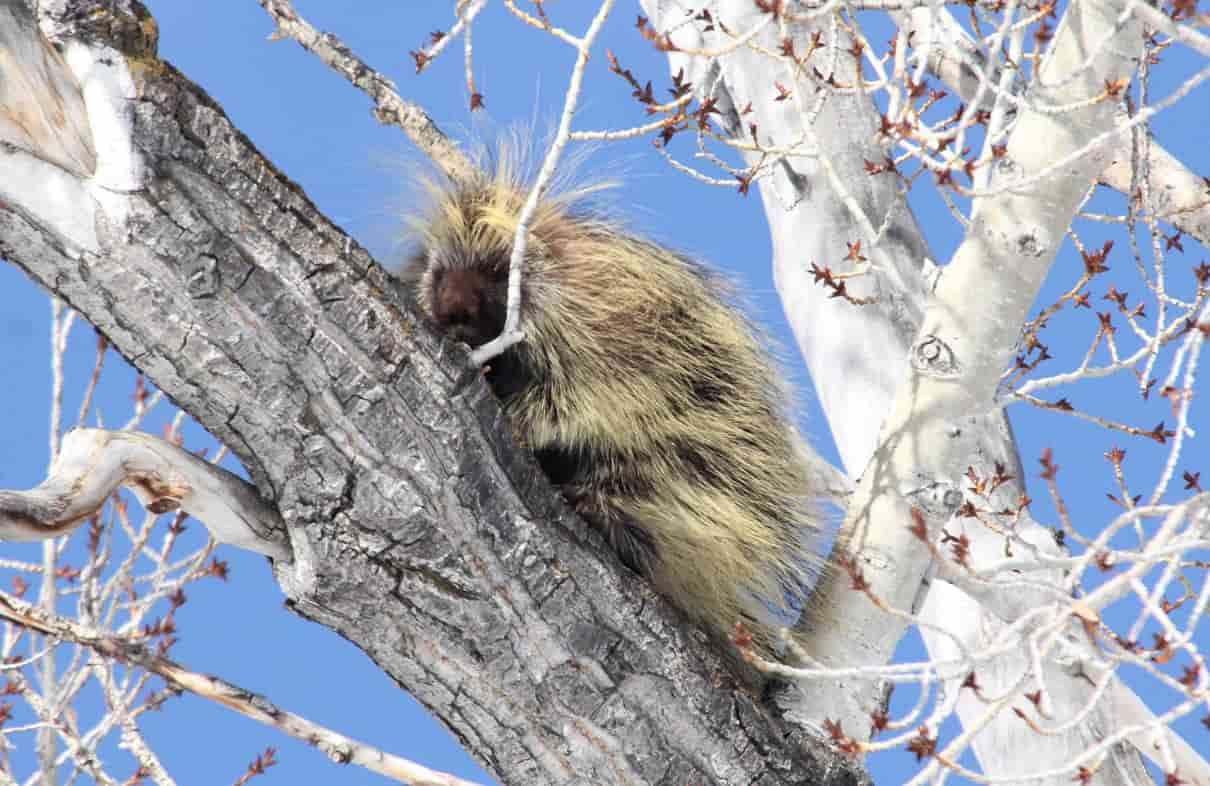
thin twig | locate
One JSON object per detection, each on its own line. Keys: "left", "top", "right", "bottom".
{"left": 254, "top": 0, "right": 475, "bottom": 182}
{"left": 0, "top": 593, "right": 489, "bottom": 786}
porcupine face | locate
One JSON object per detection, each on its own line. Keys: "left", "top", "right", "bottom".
{"left": 425, "top": 262, "right": 509, "bottom": 348}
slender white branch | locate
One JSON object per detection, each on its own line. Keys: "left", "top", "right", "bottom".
{"left": 418, "top": 0, "right": 487, "bottom": 69}
{"left": 469, "top": 0, "right": 617, "bottom": 366}
{"left": 503, "top": 0, "right": 582, "bottom": 47}
{"left": 1124, "top": 1, "right": 1210, "bottom": 59}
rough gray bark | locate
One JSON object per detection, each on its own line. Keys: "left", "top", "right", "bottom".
{"left": 0, "top": 2, "right": 868, "bottom": 784}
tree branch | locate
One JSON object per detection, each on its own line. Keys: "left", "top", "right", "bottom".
{"left": 896, "top": 3, "right": 1210, "bottom": 247}
{"left": 253, "top": 0, "right": 475, "bottom": 183}
{"left": 0, "top": 428, "right": 288, "bottom": 560}
{"left": 0, "top": 591, "right": 487, "bottom": 786}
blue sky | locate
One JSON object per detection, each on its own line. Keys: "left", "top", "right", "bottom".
{"left": 1, "top": 1, "right": 1207, "bottom": 784}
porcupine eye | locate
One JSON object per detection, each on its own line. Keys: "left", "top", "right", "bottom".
{"left": 430, "top": 266, "right": 508, "bottom": 348}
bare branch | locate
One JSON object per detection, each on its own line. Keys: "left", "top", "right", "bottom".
{"left": 0, "top": 429, "right": 289, "bottom": 560}
{"left": 253, "top": 0, "right": 474, "bottom": 183}
{"left": 470, "top": 0, "right": 617, "bottom": 366}
{"left": 0, "top": 592, "right": 487, "bottom": 786}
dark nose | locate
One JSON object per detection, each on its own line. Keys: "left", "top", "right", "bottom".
{"left": 433, "top": 272, "right": 482, "bottom": 328}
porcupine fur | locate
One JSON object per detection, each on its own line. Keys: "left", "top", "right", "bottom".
{"left": 396, "top": 153, "right": 828, "bottom": 647}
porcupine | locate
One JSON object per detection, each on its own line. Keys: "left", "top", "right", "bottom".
{"left": 396, "top": 155, "right": 829, "bottom": 648}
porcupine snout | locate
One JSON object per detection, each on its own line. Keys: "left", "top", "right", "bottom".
{"left": 430, "top": 266, "right": 507, "bottom": 347}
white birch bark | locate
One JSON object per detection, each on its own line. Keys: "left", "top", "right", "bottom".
{"left": 636, "top": 1, "right": 1200, "bottom": 784}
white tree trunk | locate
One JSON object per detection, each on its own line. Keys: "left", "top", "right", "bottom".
{"left": 638, "top": 1, "right": 1174, "bottom": 784}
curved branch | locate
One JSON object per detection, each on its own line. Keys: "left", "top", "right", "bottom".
{"left": 0, "top": 428, "right": 289, "bottom": 560}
